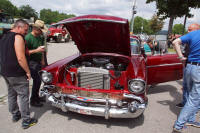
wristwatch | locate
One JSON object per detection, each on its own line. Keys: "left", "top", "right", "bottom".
{"left": 178, "top": 56, "right": 184, "bottom": 59}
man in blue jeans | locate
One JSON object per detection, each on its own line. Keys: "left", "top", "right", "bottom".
{"left": 173, "top": 26, "right": 200, "bottom": 132}
{"left": 176, "top": 23, "right": 200, "bottom": 108}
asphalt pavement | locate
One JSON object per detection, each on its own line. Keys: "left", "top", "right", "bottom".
{"left": 0, "top": 41, "right": 199, "bottom": 133}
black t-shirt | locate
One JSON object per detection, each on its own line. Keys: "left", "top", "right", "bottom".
{"left": 0, "top": 32, "right": 28, "bottom": 77}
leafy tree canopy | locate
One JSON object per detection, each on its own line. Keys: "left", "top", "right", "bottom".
{"left": 0, "top": 0, "right": 19, "bottom": 16}
{"left": 146, "top": 0, "right": 200, "bottom": 19}
{"left": 133, "top": 16, "right": 145, "bottom": 34}
{"left": 149, "top": 14, "right": 164, "bottom": 34}
{"left": 146, "top": 0, "right": 200, "bottom": 35}
{"left": 132, "top": 15, "right": 164, "bottom": 35}
{"left": 40, "top": 9, "right": 75, "bottom": 24}
{"left": 19, "top": 5, "right": 38, "bottom": 19}
{"left": 172, "top": 24, "right": 186, "bottom": 34}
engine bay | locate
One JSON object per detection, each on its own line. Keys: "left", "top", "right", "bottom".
{"left": 62, "top": 55, "right": 130, "bottom": 90}
{"left": 66, "top": 55, "right": 129, "bottom": 71}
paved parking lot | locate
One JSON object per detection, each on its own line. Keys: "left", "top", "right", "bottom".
{"left": 0, "top": 41, "right": 199, "bottom": 133}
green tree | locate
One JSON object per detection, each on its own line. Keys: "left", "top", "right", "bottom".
{"left": 149, "top": 14, "right": 164, "bottom": 34}
{"left": 142, "top": 19, "right": 153, "bottom": 35}
{"left": 133, "top": 16, "right": 150, "bottom": 34}
{"left": 172, "top": 24, "right": 186, "bottom": 34}
{"left": 146, "top": 0, "right": 200, "bottom": 36}
{"left": 133, "top": 16, "right": 143, "bottom": 34}
{"left": 40, "top": 9, "right": 57, "bottom": 24}
{"left": 19, "top": 5, "right": 38, "bottom": 19}
{"left": 132, "top": 16, "right": 155, "bottom": 35}
{"left": 0, "top": 0, "right": 19, "bottom": 16}
{"left": 40, "top": 9, "right": 75, "bottom": 24}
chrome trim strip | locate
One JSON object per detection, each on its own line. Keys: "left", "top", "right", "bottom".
{"left": 65, "top": 94, "right": 117, "bottom": 104}
{"left": 123, "top": 93, "right": 144, "bottom": 103}
{"left": 53, "top": 18, "right": 127, "bottom": 26}
{"left": 146, "top": 63, "right": 182, "bottom": 68}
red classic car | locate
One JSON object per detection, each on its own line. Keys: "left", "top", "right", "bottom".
{"left": 39, "top": 15, "right": 183, "bottom": 119}
{"left": 47, "top": 24, "right": 70, "bottom": 43}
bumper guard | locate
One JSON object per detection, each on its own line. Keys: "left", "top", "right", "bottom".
{"left": 40, "top": 85, "right": 147, "bottom": 119}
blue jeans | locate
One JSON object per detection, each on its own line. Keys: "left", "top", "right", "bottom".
{"left": 174, "top": 64, "right": 200, "bottom": 129}
{"left": 182, "top": 68, "right": 189, "bottom": 105}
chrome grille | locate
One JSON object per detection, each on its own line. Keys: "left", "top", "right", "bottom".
{"left": 77, "top": 67, "right": 110, "bottom": 89}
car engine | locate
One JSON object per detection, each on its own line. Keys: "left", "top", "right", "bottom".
{"left": 63, "top": 55, "right": 129, "bottom": 90}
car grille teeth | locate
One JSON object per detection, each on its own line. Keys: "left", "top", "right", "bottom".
{"left": 77, "top": 67, "right": 110, "bottom": 89}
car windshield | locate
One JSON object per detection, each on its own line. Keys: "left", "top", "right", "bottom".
{"left": 130, "top": 37, "right": 140, "bottom": 54}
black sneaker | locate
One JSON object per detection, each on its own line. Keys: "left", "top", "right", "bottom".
{"left": 22, "top": 118, "right": 37, "bottom": 129}
{"left": 12, "top": 114, "right": 21, "bottom": 122}
{"left": 175, "top": 103, "right": 184, "bottom": 108}
{"left": 30, "top": 101, "right": 43, "bottom": 107}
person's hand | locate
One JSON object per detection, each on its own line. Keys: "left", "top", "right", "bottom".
{"left": 26, "top": 72, "right": 31, "bottom": 80}
{"left": 178, "top": 56, "right": 187, "bottom": 66}
{"left": 179, "top": 56, "right": 187, "bottom": 61}
{"left": 36, "top": 46, "right": 45, "bottom": 53}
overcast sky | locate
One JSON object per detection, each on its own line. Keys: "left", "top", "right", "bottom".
{"left": 10, "top": 0, "right": 200, "bottom": 30}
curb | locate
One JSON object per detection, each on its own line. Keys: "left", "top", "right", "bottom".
{"left": 0, "top": 94, "right": 7, "bottom": 103}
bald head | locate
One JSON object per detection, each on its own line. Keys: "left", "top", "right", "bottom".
{"left": 188, "top": 23, "right": 200, "bottom": 32}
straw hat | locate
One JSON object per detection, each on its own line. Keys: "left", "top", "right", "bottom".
{"left": 32, "top": 20, "right": 48, "bottom": 33}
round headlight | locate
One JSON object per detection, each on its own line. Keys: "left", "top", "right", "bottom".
{"left": 41, "top": 71, "right": 53, "bottom": 84}
{"left": 128, "top": 79, "right": 145, "bottom": 94}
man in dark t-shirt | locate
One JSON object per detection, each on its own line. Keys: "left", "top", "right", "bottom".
{"left": 0, "top": 19, "right": 37, "bottom": 129}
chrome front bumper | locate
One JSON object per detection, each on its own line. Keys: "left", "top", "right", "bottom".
{"left": 40, "top": 85, "right": 147, "bottom": 119}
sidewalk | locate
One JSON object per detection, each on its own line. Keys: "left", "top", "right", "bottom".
{"left": 0, "top": 76, "right": 8, "bottom": 103}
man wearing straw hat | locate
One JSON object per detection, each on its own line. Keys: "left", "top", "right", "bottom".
{"left": 25, "top": 20, "right": 48, "bottom": 107}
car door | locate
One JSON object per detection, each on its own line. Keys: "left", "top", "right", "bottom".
{"left": 146, "top": 53, "right": 183, "bottom": 85}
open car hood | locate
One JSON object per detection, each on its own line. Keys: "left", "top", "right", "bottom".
{"left": 53, "top": 15, "right": 131, "bottom": 56}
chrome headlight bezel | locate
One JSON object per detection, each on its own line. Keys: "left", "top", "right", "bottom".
{"left": 39, "top": 70, "right": 53, "bottom": 84}
{"left": 128, "top": 79, "right": 146, "bottom": 94}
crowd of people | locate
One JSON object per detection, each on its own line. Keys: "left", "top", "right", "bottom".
{"left": 142, "top": 36, "right": 168, "bottom": 55}
{"left": 0, "top": 19, "right": 48, "bottom": 129}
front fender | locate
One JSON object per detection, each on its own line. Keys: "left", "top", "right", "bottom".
{"left": 42, "top": 53, "right": 80, "bottom": 84}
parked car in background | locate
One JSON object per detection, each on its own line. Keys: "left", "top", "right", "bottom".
{"left": 47, "top": 24, "right": 70, "bottom": 43}
{"left": 39, "top": 15, "right": 183, "bottom": 119}
{"left": 0, "top": 10, "right": 14, "bottom": 39}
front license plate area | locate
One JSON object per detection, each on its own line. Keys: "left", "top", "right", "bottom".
{"left": 77, "top": 109, "right": 92, "bottom": 115}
